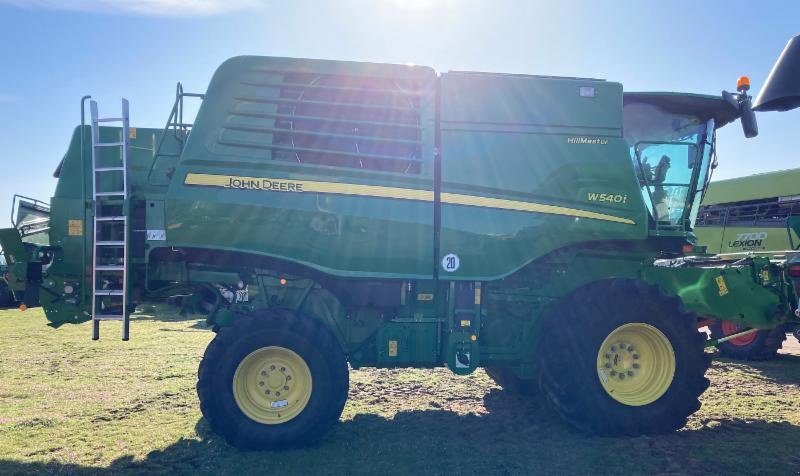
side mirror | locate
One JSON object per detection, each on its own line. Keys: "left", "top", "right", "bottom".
{"left": 738, "top": 94, "right": 759, "bottom": 138}
{"left": 723, "top": 80, "right": 758, "bottom": 139}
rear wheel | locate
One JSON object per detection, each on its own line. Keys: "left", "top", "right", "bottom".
{"left": 538, "top": 279, "right": 710, "bottom": 436}
{"left": 484, "top": 367, "right": 537, "bottom": 395}
{"left": 0, "top": 281, "right": 12, "bottom": 308}
{"left": 197, "top": 310, "right": 349, "bottom": 449}
{"left": 709, "top": 321, "right": 786, "bottom": 361}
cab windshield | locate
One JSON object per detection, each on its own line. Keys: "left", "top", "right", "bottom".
{"left": 624, "top": 102, "right": 713, "bottom": 230}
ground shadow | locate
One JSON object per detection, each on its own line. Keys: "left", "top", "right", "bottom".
{"left": 131, "top": 301, "right": 210, "bottom": 331}
{"left": 715, "top": 352, "right": 800, "bottom": 387}
{"left": 2, "top": 388, "right": 800, "bottom": 475}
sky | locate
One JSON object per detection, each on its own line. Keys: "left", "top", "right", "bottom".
{"left": 0, "top": 0, "right": 798, "bottom": 226}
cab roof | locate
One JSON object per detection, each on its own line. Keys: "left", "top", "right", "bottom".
{"left": 624, "top": 92, "right": 740, "bottom": 129}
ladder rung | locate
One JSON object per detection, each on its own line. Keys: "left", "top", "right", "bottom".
{"left": 97, "top": 117, "right": 123, "bottom": 122}
{"left": 93, "top": 314, "right": 125, "bottom": 321}
{"left": 95, "top": 192, "right": 125, "bottom": 197}
{"left": 96, "top": 265, "right": 124, "bottom": 271}
{"left": 95, "top": 167, "right": 125, "bottom": 172}
{"left": 95, "top": 289, "right": 124, "bottom": 296}
{"left": 95, "top": 142, "right": 124, "bottom": 147}
{"left": 96, "top": 216, "right": 126, "bottom": 221}
{"left": 96, "top": 241, "right": 125, "bottom": 246}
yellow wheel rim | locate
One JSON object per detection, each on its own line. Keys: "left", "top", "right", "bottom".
{"left": 596, "top": 323, "right": 675, "bottom": 406}
{"left": 233, "top": 346, "right": 312, "bottom": 424}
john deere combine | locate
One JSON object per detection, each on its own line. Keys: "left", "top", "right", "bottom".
{"left": 3, "top": 36, "right": 800, "bottom": 448}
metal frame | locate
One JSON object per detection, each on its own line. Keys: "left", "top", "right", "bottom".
{"left": 147, "top": 83, "right": 204, "bottom": 184}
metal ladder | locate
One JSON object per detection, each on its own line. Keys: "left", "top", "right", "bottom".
{"left": 90, "top": 99, "right": 130, "bottom": 341}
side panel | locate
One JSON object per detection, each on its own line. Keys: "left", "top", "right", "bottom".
{"left": 166, "top": 57, "right": 437, "bottom": 278}
{"left": 438, "top": 72, "right": 648, "bottom": 280}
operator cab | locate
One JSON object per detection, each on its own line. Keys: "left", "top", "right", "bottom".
{"left": 623, "top": 93, "right": 741, "bottom": 234}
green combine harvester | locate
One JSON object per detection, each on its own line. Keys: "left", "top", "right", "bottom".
{"left": 695, "top": 169, "right": 800, "bottom": 359}
{"left": 3, "top": 36, "right": 800, "bottom": 448}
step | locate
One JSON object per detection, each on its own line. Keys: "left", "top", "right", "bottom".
{"left": 93, "top": 314, "right": 125, "bottom": 321}
{"left": 96, "top": 241, "right": 125, "bottom": 246}
{"left": 94, "top": 289, "right": 124, "bottom": 296}
{"left": 95, "top": 141, "right": 124, "bottom": 147}
{"left": 96, "top": 216, "right": 126, "bottom": 222}
{"left": 97, "top": 117, "right": 123, "bottom": 123}
{"left": 95, "top": 167, "right": 125, "bottom": 172}
{"left": 95, "top": 192, "right": 126, "bottom": 197}
{"left": 95, "top": 265, "right": 124, "bottom": 271}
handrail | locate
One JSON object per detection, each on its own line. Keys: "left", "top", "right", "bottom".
{"left": 80, "top": 94, "right": 91, "bottom": 303}
{"left": 10, "top": 194, "right": 50, "bottom": 228}
{"left": 147, "top": 82, "right": 205, "bottom": 184}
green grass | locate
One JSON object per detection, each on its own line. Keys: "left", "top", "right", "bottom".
{"left": 0, "top": 304, "right": 799, "bottom": 475}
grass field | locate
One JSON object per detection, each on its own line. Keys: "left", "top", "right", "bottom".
{"left": 0, "top": 304, "right": 799, "bottom": 475}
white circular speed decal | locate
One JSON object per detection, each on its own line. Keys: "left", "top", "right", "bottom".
{"left": 442, "top": 253, "right": 460, "bottom": 273}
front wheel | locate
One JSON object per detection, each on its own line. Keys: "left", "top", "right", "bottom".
{"left": 538, "top": 279, "right": 710, "bottom": 436}
{"left": 197, "top": 310, "right": 349, "bottom": 449}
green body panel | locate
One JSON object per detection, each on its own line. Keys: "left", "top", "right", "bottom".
{"left": 1, "top": 55, "right": 798, "bottom": 374}
{"left": 438, "top": 72, "right": 646, "bottom": 279}
{"left": 165, "top": 56, "right": 437, "bottom": 278}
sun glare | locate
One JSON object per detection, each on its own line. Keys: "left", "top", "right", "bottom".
{"left": 389, "top": 0, "right": 456, "bottom": 12}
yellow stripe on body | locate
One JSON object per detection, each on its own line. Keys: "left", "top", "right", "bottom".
{"left": 184, "top": 172, "right": 634, "bottom": 225}
{"left": 440, "top": 192, "right": 636, "bottom": 225}
{"left": 184, "top": 172, "right": 433, "bottom": 201}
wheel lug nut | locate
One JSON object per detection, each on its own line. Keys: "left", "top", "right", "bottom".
{"left": 266, "top": 390, "right": 271, "bottom": 394}
{"left": 627, "top": 346, "right": 634, "bottom": 352}
{"left": 280, "top": 367, "right": 286, "bottom": 372}
{"left": 619, "top": 373, "right": 625, "bottom": 380}
{"left": 259, "top": 381, "right": 265, "bottom": 386}
{"left": 604, "top": 363, "right": 611, "bottom": 369}
{"left": 632, "top": 363, "right": 640, "bottom": 369}
{"left": 286, "top": 376, "right": 292, "bottom": 381}
{"left": 632, "top": 354, "right": 639, "bottom": 360}
{"left": 270, "top": 365, "right": 276, "bottom": 370}
{"left": 261, "top": 371, "right": 267, "bottom": 376}
{"left": 611, "top": 346, "right": 616, "bottom": 351}
{"left": 284, "top": 386, "right": 289, "bottom": 390}
{"left": 627, "top": 371, "right": 634, "bottom": 376}
{"left": 276, "top": 392, "right": 281, "bottom": 396}
{"left": 610, "top": 370, "right": 617, "bottom": 376}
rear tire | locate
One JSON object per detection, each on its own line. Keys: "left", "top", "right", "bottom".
{"left": 197, "top": 310, "right": 349, "bottom": 449}
{"left": 484, "top": 367, "right": 537, "bottom": 395}
{"left": 538, "top": 279, "right": 710, "bottom": 436}
{"left": 709, "top": 321, "right": 786, "bottom": 361}
{"left": 0, "top": 281, "right": 12, "bottom": 308}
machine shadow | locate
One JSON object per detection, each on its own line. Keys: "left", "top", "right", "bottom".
{"left": 130, "top": 301, "right": 210, "bottom": 330}
{"left": 714, "top": 352, "right": 800, "bottom": 386}
{"left": 2, "top": 389, "right": 800, "bottom": 474}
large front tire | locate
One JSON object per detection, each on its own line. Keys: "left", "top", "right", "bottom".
{"left": 197, "top": 310, "right": 349, "bottom": 449}
{"left": 538, "top": 279, "right": 710, "bottom": 436}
